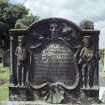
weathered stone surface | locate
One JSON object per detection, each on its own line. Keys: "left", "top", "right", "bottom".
{"left": 92, "top": 104, "right": 105, "bottom": 105}
{"left": 9, "top": 85, "right": 27, "bottom": 101}
{"left": 103, "top": 50, "right": 105, "bottom": 72}
{"left": 9, "top": 18, "right": 100, "bottom": 104}
{"left": 3, "top": 49, "right": 10, "bottom": 67}
{"left": 0, "top": 49, "right": 4, "bottom": 62}
{"left": 79, "top": 20, "right": 94, "bottom": 30}
{"left": 1, "top": 101, "right": 105, "bottom": 105}
{"left": 101, "top": 90, "right": 105, "bottom": 103}
{"left": 0, "top": 101, "right": 80, "bottom": 105}
{"left": 99, "top": 87, "right": 105, "bottom": 103}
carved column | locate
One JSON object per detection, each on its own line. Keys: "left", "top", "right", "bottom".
{"left": 10, "top": 31, "right": 16, "bottom": 84}
{"left": 9, "top": 29, "right": 26, "bottom": 85}
{"left": 10, "top": 35, "right": 13, "bottom": 82}
{"left": 79, "top": 20, "right": 100, "bottom": 88}
{"left": 82, "top": 30, "right": 100, "bottom": 88}
{"left": 94, "top": 31, "right": 100, "bottom": 87}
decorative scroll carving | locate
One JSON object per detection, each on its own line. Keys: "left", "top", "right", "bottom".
{"left": 29, "top": 82, "right": 64, "bottom": 103}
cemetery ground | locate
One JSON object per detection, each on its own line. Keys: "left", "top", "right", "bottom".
{"left": 0, "top": 63, "right": 104, "bottom": 102}
{"left": 0, "top": 63, "right": 9, "bottom": 101}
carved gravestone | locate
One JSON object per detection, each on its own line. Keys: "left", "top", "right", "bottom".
{"left": 102, "top": 91, "right": 105, "bottom": 103}
{"left": 3, "top": 49, "right": 10, "bottom": 67}
{"left": 0, "top": 49, "right": 4, "bottom": 62}
{"left": 9, "top": 18, "right": 100, "bottom": 104}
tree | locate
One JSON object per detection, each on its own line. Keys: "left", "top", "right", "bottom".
{"left": 0, "top": 0, "right": 39, "bottom": 50}
{"left": 15, "top": 14, "right": 39, "bottom": 29}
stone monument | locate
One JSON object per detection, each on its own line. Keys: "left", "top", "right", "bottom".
{"left": 0, "top": 40, "right": 4, "bottom": 62}
{"left": 3, "top": 49, "right": 10, "bottom": 67}
{"left": 9, "top": 18, "right": 100, "bottom": 104}
{"left": 103, "top": 49, "right": 105, "bottom": 72}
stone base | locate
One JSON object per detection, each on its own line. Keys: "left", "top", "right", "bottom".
{"left": 9, "top": 84, "right": 27, "bottom": 101}
{"left": 81, "top": 87, "right": 99, "bottom": 98}
{"left": 9, "top": 85, "right": 100, "bottom": 104}
{"left": 0, "top": 101, "right": 79, "bottom": 105}
{"left": 0, "top": 101, "right": 105, "bottom": 105}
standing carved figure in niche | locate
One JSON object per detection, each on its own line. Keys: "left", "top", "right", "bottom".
{"left": 78, "top": 36, "right": 96, "bottom": 88}
{"left": 15, "top": 36, "right": 31, "bottom": 86}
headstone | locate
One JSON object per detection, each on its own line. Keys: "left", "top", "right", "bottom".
{"left": 99, "top": 87, "right": 105, "bottom": 103}
{"left": 103, "top": 49, "right": 105, "bottom": 72}
{"left": 102, "top": 91, "right": 105, "bottom": 103}
{"left": 3, "top": 49, "right": 10, "bottom": 67}
{"left": 9, "top": 18, "right": 100, "bottom": 104}
{"left": 0, "top": 48, "right": 4, "bottom": 62}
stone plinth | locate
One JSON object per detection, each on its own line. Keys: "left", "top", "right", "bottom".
{"left": 9, "top": 85, "right": 27, "bottom": 101}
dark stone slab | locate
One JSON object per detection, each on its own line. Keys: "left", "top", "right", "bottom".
{"left": 0, "top": 49, "right": 4, "bottom": 62}
{"left": 3, "top": 49, "right": 10, "bottom": 67}
{"left": 9, "top": 85, "right": 27, "bottom": 101}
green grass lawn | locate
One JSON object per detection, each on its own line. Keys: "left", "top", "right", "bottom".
{"left": 99, "top": 63, "right": 104, "bottom": 72}
{"left": 0, "top": 83, "right": 9, "bottom": 101}
{"left": 0, "top": 63, "right": 9, "bottom": 101}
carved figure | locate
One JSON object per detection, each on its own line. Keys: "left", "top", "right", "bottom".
{"left": 15, "top": 36, "right": 31, "bottom": 86}
{"left": 78, "top": 36, "right": 96, "bottom": 88}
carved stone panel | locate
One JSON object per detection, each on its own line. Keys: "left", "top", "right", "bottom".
{"left": 25, "top": 18, "right": 82, "bottom": 103}
{"left": 9, "top": 18, "right": 100, "bottom": 104}
{"left": 29, "top": 41, "right": 79, "bottom": 88}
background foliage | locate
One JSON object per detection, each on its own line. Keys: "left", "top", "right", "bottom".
{"left": 0, "top": 0, "right": 39, "bottom": 50}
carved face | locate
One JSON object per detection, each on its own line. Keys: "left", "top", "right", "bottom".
{"left": 18, "top": 36, "right": 24, "bottom": 47}
{"left": 83, "top": 37, "right": 91, "bottom": 48}
{"left": 50, "top": 23, "right": 58, "bottom": 34}
{"left": 18, "top": 41, "right": 23, "bottom": 47}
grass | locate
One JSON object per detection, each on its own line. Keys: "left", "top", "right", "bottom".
{"left": 99, "top": 63, "right": 104, "bottom": 72}
{"left": 0, "top": 63, "right": 9, "bottom": 101}
{"left": 0, "top": 83, "right": 9, "bottom": 101}
{"left": 0, "top": 64, "right": 9, "bottom": 80}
